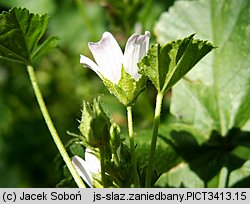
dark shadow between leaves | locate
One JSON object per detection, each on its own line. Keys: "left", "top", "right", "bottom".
{"left": 231, "top": 175, "right": 250, "bottom": 188}
{"left": 159, "top": 128, "right": 250, "bottom": 186}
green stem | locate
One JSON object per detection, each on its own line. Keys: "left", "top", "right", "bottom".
{"left": 127, "top": 106, "right": 139, "bottom": 187}
{"left": 100, "top": 147, "right": 106, "bottom": 188}
{"left": 27, "top": 65, "right": 85, "bottom": 188}
{"left": 145, "top": 92, "right": 164, "bottom": 187}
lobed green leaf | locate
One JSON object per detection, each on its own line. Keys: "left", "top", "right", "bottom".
{"left": 154, "top": 0, "right": 250, "bottom": 187}
{"left": 156, "top": 0, "right": 250, "bottom": 136}
{"left": 0, "top": 7, "right": 58, "bottom": 65}
{"left": 138, "top": 34, "right": 214, "bottom": 93}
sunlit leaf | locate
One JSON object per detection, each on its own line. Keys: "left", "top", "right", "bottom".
{"left": 156, "top": 162, "right": 204, "bottom": 188}
{"left": 155, "top": 0, "right": 250, "bottom": 135}
{"left": 138, "top": 34, "right": 214, "bottom": 93}
{"left": 155, "top": 0, "right": 250, "bottom": 187}
{"left": 0, "top": 7, "right": 57, "bottom": 65}
{"left": 229, "top": 160, "right": 250, "bottom": 187}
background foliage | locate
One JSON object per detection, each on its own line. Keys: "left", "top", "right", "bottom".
{"left": 0, "top": 0, "right": 249, "bottom": 187}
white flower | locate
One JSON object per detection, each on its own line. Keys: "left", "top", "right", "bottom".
{"left": 80, "top": 31, "right": 150, "bottom": 84}
{"left": 72, "top": 148, "right": 100, "bottom": 187}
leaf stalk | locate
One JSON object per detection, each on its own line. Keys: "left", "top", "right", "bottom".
{"left": 127, "top": 106, "right": 139, "bottom": 187}
{"left": 145, "top": 92, "right": 164, "bottom": 187}
{"left": 27, "top": 65, "right": 85, "bottom": 188}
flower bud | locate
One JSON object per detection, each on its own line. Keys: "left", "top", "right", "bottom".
{"left": 79, "top": 98, "right": 111, "bottom": 148}
{"left": 109, "top": 123, "right": 121, "bottom": 151}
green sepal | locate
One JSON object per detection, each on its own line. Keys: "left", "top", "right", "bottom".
{"left": 138, "top": 34, "right": 215, "bottom": 93}
{"left": 79, "top": 98, "right": 111, "bottom": 148}
{"left": 0, "top": 7, "right": 58, "bottom": 65}
{"left": 103, "top": 66, "right": 146, "bottom": 107}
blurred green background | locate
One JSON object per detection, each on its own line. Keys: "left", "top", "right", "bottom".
{"left": 0, "top": 0, "right": 174, "bottom": 187}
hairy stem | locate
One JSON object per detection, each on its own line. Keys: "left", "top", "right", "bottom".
{"left": 27, "top": 65, "right": 85, "bottom": 188}
{"left": 145, "top": 92, "right": 164, "bottom": 187}
{"left": 127, "top": 106, "right": 139, "bottom": 187}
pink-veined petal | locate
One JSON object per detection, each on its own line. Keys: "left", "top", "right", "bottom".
{"left": 72, "top": 155, "right": 93, "bottom": 187}
{"left": 88, "top": 32, "right": 123, "bottom": 84}
{"left": 80, "top": 54, "right": 102, "bottom": 78}
{"left": 123, "top": 31, "right": 150, "bottom": 80}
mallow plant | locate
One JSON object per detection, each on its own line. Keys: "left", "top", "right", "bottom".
{"left": 0, "top": 8, "right": 214, "bottom": 187}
